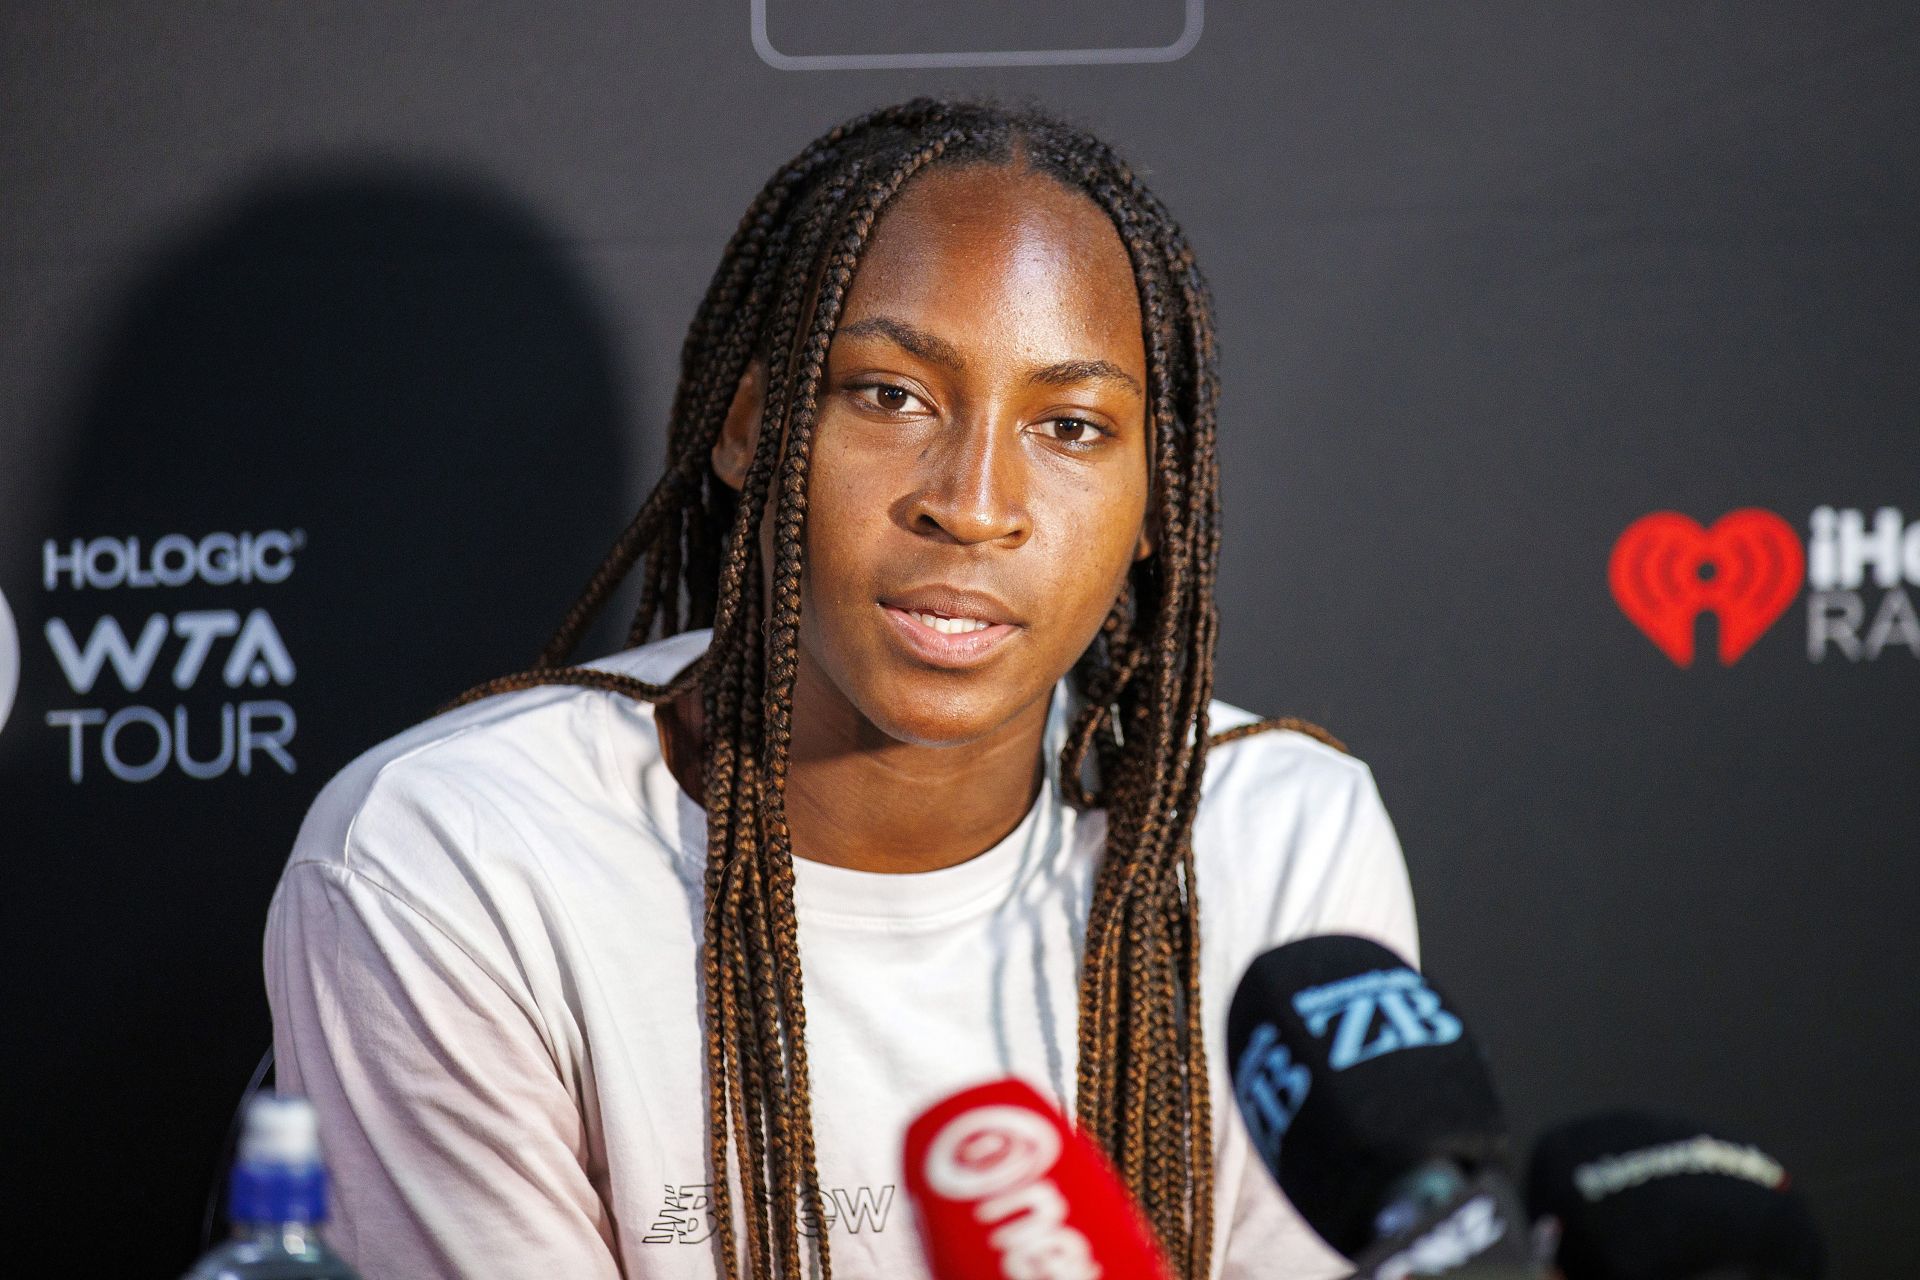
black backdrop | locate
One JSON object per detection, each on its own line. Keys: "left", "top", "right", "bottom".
{"left": 2, "top": 5, "right": 1915, "bottom": 1273}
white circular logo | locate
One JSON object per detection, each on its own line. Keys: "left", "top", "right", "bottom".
{"left": 923, "top": 1104, "right": 1063, "bottom": 1201}
{"left": 0, "top": 587, "right": 18, "bottom": 736}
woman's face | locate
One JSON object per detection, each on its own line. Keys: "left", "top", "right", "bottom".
{"left": 726, "top": 162, "right": 1153, "bottom": 750}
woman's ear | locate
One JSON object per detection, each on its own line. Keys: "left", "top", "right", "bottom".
{"left": 1133, "top": 511, "right": 1157, "bottom": 562}
{"left": 710, "top": 361, "right": 765, "bottom": 492}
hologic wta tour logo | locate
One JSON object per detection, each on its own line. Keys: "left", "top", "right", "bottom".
{"left": 36, "top": 530, "right": 304, "bottom": 782}
{"left": 1610, "top": 507, "right": 1920, "bottom": 666}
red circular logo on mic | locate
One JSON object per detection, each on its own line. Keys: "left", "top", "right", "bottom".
{"left": 922, "top": 1103, "right": 1063, "bottom": 1201}
{"left": 1608, "top": 510, "right": 1804, "bottom": 667}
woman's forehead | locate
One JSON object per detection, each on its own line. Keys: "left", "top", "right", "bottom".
{"left": 838, "top": 164, "right": 1145, "bottom": 364}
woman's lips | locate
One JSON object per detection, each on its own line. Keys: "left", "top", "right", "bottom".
{"left": 880, "top": 604, "right": 1020, "bottom": 667}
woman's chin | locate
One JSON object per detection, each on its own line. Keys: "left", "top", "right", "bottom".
{"left": 852, "top": 679, "right": 1045, "bottom": 752}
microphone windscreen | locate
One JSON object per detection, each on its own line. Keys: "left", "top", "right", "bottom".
{"left": 902, "top": 1078, "right": 1172, "bottom": 1280}
{"left": 1225, "top": 934, "right": 1508, "bottom": 1257}
{"left": 1527, "top": 1110, "right": 1824, "bottom": 1280}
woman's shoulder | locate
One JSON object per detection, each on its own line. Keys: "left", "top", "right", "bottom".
{"left": 1200, "top": 696, "right": 1381, "bottom": 812}
{"left": 283, "top": 629, "right": 709, "bottom": 895}
{"left": 1194, "top": 696, "right": 1418, "bottom": 965}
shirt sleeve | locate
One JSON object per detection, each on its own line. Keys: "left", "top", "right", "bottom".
{"left": 1297, "top": 759, "right": 1420, "bottom": 969}
{"left": 264, "top": 855, "right": 622, "bottom": 1280}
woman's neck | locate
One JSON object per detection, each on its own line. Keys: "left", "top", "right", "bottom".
{"left": 658, "top": 658, "right": 1050, "bottom": 875}
{"left": 784, "top": 664, "right": 1050, "bottom": 873}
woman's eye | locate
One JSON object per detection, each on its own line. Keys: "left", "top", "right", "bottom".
{"left": 851, "top": 382, "right": 928, "bottom": 415}
{"left": 1034, "top": 416, "right": 1107, "bottom": 446}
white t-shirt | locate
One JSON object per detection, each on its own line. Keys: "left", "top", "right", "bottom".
{"left": 265, "top": 628, "right": 1418, "bottom": 1280}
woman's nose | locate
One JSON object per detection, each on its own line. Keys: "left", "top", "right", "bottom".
{"left": 903, "top": 415, "right": 1031, "bottom": 548}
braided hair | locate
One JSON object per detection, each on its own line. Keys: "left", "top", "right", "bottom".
{"left": 448, "top": 97, "right": 1318, "bottom": 1279}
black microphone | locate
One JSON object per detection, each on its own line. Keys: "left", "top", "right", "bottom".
{"left": 1226, "top": 934, "right": 1538, "bottom": 1278}
{"left": 1527, "top": 1110, "right": 1824, "bottom": 1280}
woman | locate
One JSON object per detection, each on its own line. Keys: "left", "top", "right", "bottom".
{"left": 266, "top": 97, "right": 1416, "bottom": 1280}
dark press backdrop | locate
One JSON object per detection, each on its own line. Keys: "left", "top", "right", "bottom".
{"left": 1, "top": 4, "right": 1914, "bottom": 1272}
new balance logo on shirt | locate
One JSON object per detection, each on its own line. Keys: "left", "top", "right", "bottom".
{"left": 643, "top": 1182, "right": 897, "bottom": 1244}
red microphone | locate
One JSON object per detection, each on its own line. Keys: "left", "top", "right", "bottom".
{"left": 901, "top": 1078, "right": 1174, "bottom": 1280}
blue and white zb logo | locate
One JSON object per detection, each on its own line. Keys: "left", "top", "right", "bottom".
{"left": 1294, "top": 968, "right": 1463, "bottom": 1070}
{"left": 1234, "top": 1023, "right": 1310, "bottom": 1166}
{"left": 0, "top": 587, "right": 19, "bottom": 735}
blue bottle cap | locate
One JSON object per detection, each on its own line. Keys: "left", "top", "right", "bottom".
{"left": 227, "top": 1094, "right": 330, "bottom": 1225}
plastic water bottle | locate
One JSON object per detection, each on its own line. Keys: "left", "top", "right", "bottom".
{"left": 181, "top": 1093, "right": 362, "bottom": 1279}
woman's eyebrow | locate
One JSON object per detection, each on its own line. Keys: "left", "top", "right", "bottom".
{"left": 835, "top": 316, "right": 964, "bottom": 369}
{"left": 836, "top": 315, "right": 1142, "bottom": 397}
{"left": 1026, "top": 358, "right": 1142, "bottom": 397}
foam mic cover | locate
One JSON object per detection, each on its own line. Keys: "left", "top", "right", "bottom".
{"left": 1225, "top": 934, "right": 1509, "bottom": 1259}
{"left": 1527, "top": 1110, "right": 1824, "bottom": 1280}
{"left": 902, "top": 1078, "right": 1173, "bottom": 1280}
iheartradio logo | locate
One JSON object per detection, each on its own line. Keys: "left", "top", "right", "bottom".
{"left": 1610, "top": 506, "right": 1920, "bottom": 667}
{"left": 1608, "top": 510, "right": 1804, "bottom": 667}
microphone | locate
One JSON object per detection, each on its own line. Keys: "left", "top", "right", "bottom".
{"left": 1225, "top": 934, "right": 1538, "bottom": 1278}
{"left": 902, "top": 1077, "right": 1173, "bottom": 1280}
{"left": 1526, "top": 1110, "right": 1824, "bottom": 1279}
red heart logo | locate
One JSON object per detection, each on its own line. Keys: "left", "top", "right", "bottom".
{"left": 1608, "top": 510, "right": 1804, "bottom": 666}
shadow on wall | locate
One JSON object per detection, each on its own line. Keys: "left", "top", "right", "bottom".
{"left": 49, "top": 162, "right": 634, "bottom": 750}
{"left": 5, "top": 162, "right": 635, "bottom": 1272}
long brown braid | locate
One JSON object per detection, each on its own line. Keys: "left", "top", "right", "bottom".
{"left": 445, "top": 98, "right": 1319, "bottom": 1279}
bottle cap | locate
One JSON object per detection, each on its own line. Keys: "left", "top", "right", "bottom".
{"left": 229, "top": 1093, "right": 329, "bottom": 1225}
{"left": 239, "top": 1094, "right": 322, "bottom": 1165}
